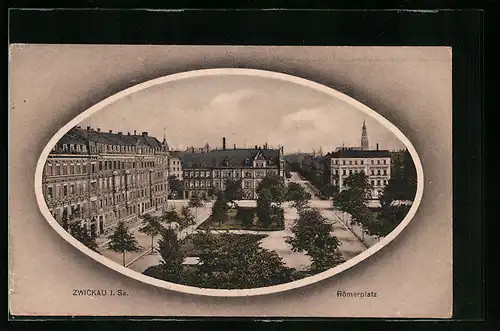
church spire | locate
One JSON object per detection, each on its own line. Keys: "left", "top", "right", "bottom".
{"left": 361, "top": 118, "right": 369, "bottom": 150}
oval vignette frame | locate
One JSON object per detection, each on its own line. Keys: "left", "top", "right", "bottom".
{"left": 34, "top": 68, "right": 424, "bottom": 298}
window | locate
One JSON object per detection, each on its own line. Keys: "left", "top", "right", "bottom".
{"left": 113, "top": 161, "right": 117, "bottom": 169}
{"left": 377, "top": 160, "right": 380, "bottom": 164}
{"left": 383, "top": 169, "right": 387, "bottom": 175}
{"left": 361, "top": 160, "right": 364, "bottom": 165}
{"left": 383, "top": 160, "right": 387, "bottom": 164}
{"left": 55, "top": 165, "right": 60, "bottom": 175}
{"left": 349, "top": 161, "right": 352, "bottom": 165}
{"left": 122, "top": 161, "right": 124, "bottom": 169}
{"left": 99, "top": 161, "right": 102, "bottom": 170}
{"left": 91, "top": 164, "right": 95, "bottom": 173}
{"left": 63, "top": 185, "right": 68, "bottom": 196}
{"left": 349, "top": 170, "right": 353, "bottom": 175}
{"left": 342, "top": 169, "right": 346, "bottom": 175}
{"left": 371, "top": 180, "right": 375, "bottom": 186}
{"left": 377, "top": 180, "right": 381, "bottom": 186}
{"left": 354, "top": 160, "right": 358, "bottom": 165}
{"left": 371, "top": 160, "right": 374, "bottom": 165}
{"left": 377, "top": 170, "right": 381, "bottom": 175}
{"left": 47, "top": 186, "right": 53, "bottom": 198}
{"left": 70, "top": 165, "right": 75, "bottom": 174}
{"left": 76, "top": 164, "right": 81, "bottom": 174}
{"left": 343, "top": 160, "right": 346, "bottom": 165}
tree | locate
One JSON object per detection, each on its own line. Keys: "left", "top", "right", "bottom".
{"left": 286, "top": 182, "right": 311, "bottom": 212}
{"left": 179, "top": 205, "right": 196, "bottom": 229}
{"left": 188, "top": 192, "right": 204, "bottom": 221}
{"left": 69, "top": 222, "right": 99, "bottom": 253}
{"left": 286, "top": 208, "right": 344, "bottom": 273}
{"left": 333, "top": 172, "right": 373, "bottom": 235}
{"left": 155, "top": 227, "right": 186, "bottom": 282}
{"left": 223, "top": 178, "right": 244, "bottom": 203}
{"left": 168, "top": 175, "right": 183, "bottom": 199}
{"left": 211, "top": 195, "right": 230, "bottom": 226}
{"left": 382, "top": 150, "right": 418, "bottom": 206}
{"left": 256, "top": 173, "right": 287, "bottom": 206}
{"left": 364, "top": 203, "right": 411, "bottom": 240}
{"left": 207, "top": 186, "right": 220, "bottom": 201}
{"left": 193, "top": 232, "right": 295, "bottom": 289}
{"left": 107, "top": 221, "right": 142, "bottom": 266}
{"left": 236, "top": 207, "right": 255, "bottom": 228}
{"left": 161, "top": 205, "right": 181, "bottom": 225}
{"left": 256, "top": 188, "right": 273, "bottom": 228}
{"left": 61, "top": 216, "right": 69, "bottom": 231}
{"left": 139, "top": 213, "right": 164, "bottom": 254}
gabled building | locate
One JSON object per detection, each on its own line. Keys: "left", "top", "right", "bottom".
{"left": 181, "top": 137, "right": 285, "bottom": 199}
{"left": 42, "top": 126, "right": 169, "bottom": 237}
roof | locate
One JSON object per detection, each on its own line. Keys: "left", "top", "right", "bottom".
{"left": 180, "top": 148, "right": 280, "bottom": 169}
{"left": 169, "top": 151, "right": 184, "bottom": 158}
{"left": 55, "top": 127, "right": 167, "bottom": 150}
{"left": 329, "top": 149, "right": 391, "bottom": 158}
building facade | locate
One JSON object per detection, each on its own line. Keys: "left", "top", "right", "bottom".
{"left": 181, "top": 138, "right": 285, "bottom": 200}
{"left": 41, "top": 126, "right": 169, "bottom": 237}
{"left": 329, "top": 148, "right": 391, "bottom": 198}
{"left": 168, "top": 151, "right": 183, "bottom": 180}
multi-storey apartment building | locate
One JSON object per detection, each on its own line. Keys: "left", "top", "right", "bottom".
{"left": 41, "top": 126, "right": 169, "bottom": 237}
{"left": 181, "top": 138, "right": 285, "bottom": 200}
{"left": 329, "top": 147, "right": 391, "bottom": 198}
{"left": 168, "top": 151, "right": 183, "bottom": 179}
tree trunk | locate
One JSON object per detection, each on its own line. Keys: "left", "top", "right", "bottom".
{"left": 151, "top": 235, "right": 154, "bottom": 254}
{"left": 122, "top": 251, "right": 126, "bottom": 266}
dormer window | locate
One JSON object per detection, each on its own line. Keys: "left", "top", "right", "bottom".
{"left": 62, "top": 144, "right": 68, "bottom": 152}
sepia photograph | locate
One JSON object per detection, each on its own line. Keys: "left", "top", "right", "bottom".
{"left": 37, "top": 69, "right": 422, "bottom": 293}
{"left": 10, "top": 44, "right": 453, "bottom": 317}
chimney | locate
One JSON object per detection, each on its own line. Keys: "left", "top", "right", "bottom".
{"left": 376, "top": 143, "right": 379, "bottom": 150}
{"left": 127, "top": 132, "right": 130, "bottom": 136}
{"left": 87, "top": 126, "right": 91, "bottom": 131}
{"left": 233, "top": 144, "right": 236, "bottom": 149}
{"left": 109, "top": 130, "right": 113, "bottom": 133}
{"left": 118, "top": 132, "right": 122, "bottom": 135}
{"left": 134, "top": 130, "right": 137, "bottom": 135}
{"left": 97, "top": 128, "right": 101, "bottom": 132}
{"left": 255, "top": 145, "right": 258, "bottom": 149}
{"left": 222, "top": 137, "right": 226, "bottom": 150}
{"left": 142, "top": 131, "right": 148, "bottom": 136}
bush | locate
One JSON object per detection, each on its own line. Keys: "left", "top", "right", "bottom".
{"left": 236, "top": 207, "right": 255, "bottom": 227}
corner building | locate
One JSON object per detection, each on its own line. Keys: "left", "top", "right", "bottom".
{"left": 42, "top": 126, "right": 169, "bottom": 237}
{"left": 330, "top": 149, "right": 391, "bottom": 199}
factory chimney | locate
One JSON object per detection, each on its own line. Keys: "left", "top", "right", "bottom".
{"left": 222, "top": 137, "right": 226, "bottom": 150}
{"left": 376, "top": 143, "right": 379, "bottom": 150}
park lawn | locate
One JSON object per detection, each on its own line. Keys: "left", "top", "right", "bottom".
{"left": 181, "top": 232, "right": 268, "bottom": 257}
{"left": 198, "top": 207, "right": 283, "bottom": 231}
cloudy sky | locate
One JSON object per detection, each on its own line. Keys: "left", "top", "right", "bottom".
{"left": 79, "top": 74, "right": 406, "bottom": 154}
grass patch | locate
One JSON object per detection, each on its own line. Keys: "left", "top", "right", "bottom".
{"left": 181, "top": 232, "right": 268, "bottom": 257}
{"left": 198, "top": 206, "right": 284, "bottom": 231}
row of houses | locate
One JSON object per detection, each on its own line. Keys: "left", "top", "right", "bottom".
{"left": 42, "top": 131, "right": 285, "bottom": 235}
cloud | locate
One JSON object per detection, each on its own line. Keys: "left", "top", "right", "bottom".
{"left": 209, "top": 89, "right": 256, "bottom": 108}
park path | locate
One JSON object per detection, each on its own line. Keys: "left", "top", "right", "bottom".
{"left": 102, "top": 172, "right": 375, "bottom": 273}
